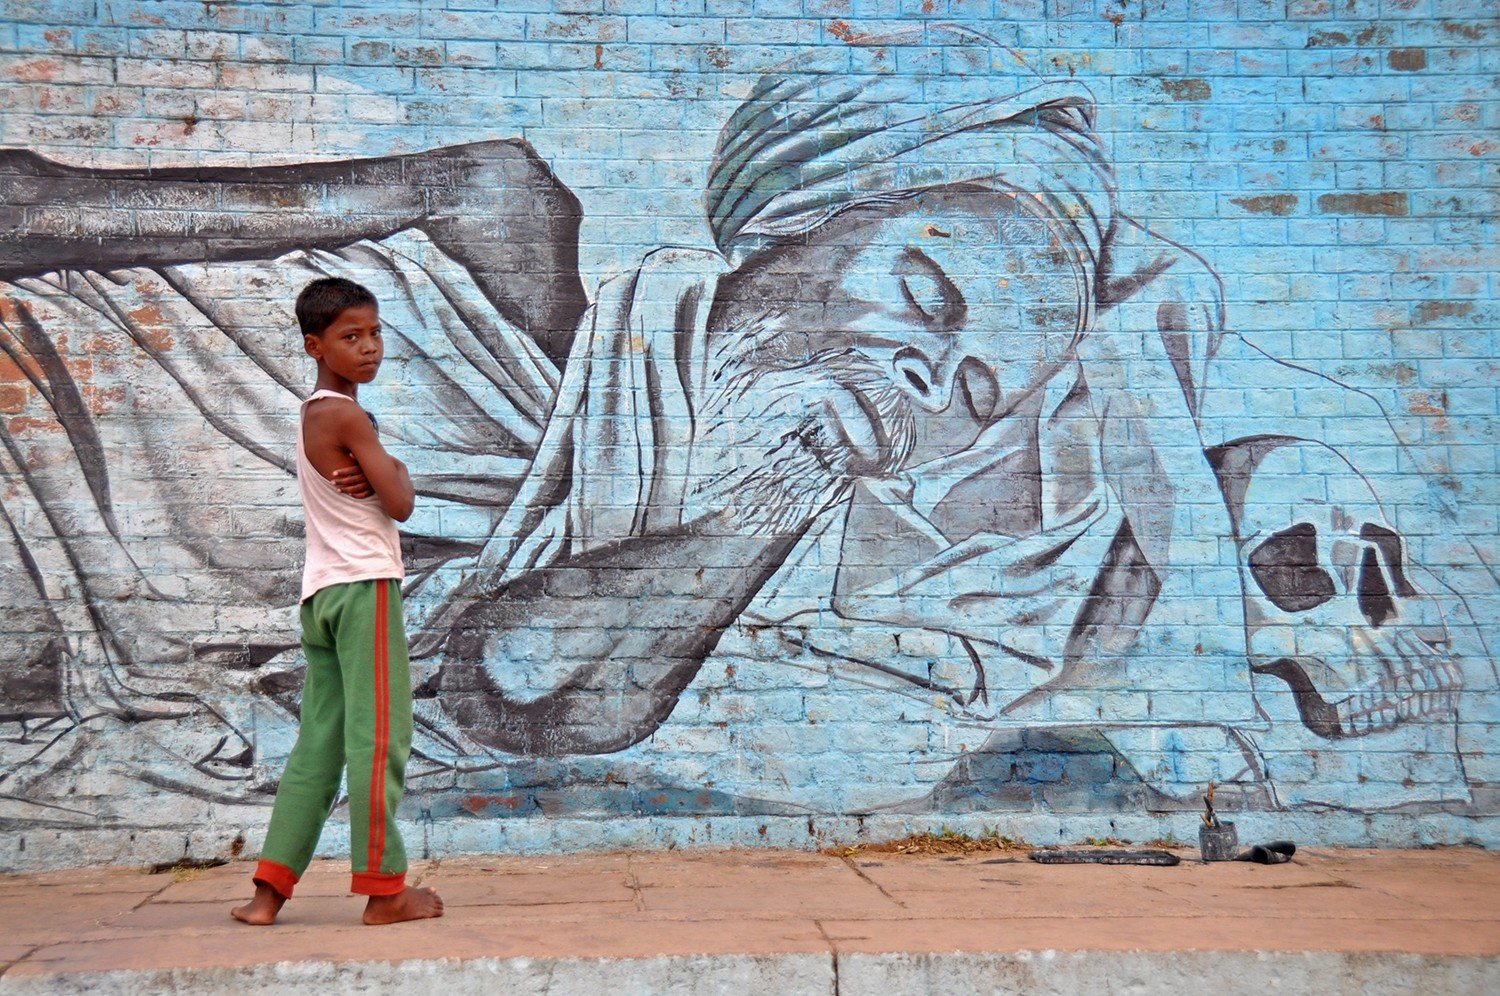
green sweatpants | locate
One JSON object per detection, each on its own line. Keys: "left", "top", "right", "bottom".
{"left": 253, "top": 578, "right": 412, "bottom": 898}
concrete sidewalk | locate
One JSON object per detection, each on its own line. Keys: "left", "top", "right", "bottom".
{"left": 0, "top": 846, "right": 1495, "bottom": 993}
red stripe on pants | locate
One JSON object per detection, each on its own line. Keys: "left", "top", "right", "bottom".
{"left": 368, "top": 581, "right": 389, "bottom": 875}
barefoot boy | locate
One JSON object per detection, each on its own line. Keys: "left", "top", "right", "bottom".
{"left": 233, "top": 278, "right": 443, "bottom": 926}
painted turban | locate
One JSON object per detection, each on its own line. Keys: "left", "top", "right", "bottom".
{"left": 704, "top": 25, "right": 1117, "bottom": 287}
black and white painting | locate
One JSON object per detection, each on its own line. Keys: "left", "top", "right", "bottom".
{"left": 0, "top": 26, "right": 1491, "bottom": 851}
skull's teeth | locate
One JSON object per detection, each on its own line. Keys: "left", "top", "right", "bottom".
{"left": 1333, "top": 657, "right": 1460, "bottom": 737}
{"left": 1336, "top": 693, "right": 1399, "bottom": 737}
{"left": 1442, "top": 661, "right": 1465, "bottom": 690}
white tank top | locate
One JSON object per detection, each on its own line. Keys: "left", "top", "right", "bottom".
{"left": 297, "top": 389, "right": 405, "bottom": 601}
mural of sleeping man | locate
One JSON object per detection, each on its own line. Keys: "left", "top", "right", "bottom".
{"left": 0, "top": 27, "right": 1490, "bottom": 839}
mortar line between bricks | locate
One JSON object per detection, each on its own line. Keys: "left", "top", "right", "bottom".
{"left": 837, "top": 854, "right": 904, "bottom": 909}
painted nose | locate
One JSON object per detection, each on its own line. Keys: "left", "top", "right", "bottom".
{"left": 891, "top": 348, "right": 998, "bottom": 421}
{"left": 891, "top": 347, "right": 949, "bottom": 412}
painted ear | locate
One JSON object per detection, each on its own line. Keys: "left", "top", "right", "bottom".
{"left": 1096, "top": 216, "right": 1226, "bottom": 419}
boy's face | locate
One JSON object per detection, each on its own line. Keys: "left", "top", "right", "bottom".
{"left": 305, "top": 304, "right": 383, "bottom": 384}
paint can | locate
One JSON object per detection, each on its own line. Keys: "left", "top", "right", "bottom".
{"left": 1198, "top": 821, "right": 1238, "bottom": 862}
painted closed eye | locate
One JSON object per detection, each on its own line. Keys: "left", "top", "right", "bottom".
{"left": 899, "top": 272, "right": 946, "bottom": 319}
{"left": 893, "top": 247, "right": 966, "bottom": 327}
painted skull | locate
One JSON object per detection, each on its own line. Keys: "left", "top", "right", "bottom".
{"left": 1234, "top": 438, "right": 1459, "bottom": 739}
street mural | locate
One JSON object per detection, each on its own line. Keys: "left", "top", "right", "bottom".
{"left": 0, "top": 26, "right": 1490, "bottom": 844}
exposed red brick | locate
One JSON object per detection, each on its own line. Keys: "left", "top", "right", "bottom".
{"left": 1442, "top": 22, "right": 1486, "bottom": 41}
{"left": 1288, "top": 0, "right": 1332, "bottom": 16}
{"left": 7, "top": 58, "right": 61, "bottom": 82}
{"left": 1413, "top": 301, "right": 1475, "bottom": 323}
{"left": 1316, "top": 192, "right": 1408, "bottom": 216}
{"left": 1162, "top": 78, "right": 1211, "bottom": 101}
{"left": 827, "top": 21, "right": 868, "bottom": 44}
{"left": 127, "top": 303, "right": 174, "bottom": 351}
{"left": 0, "top": 384, "right": 28, "bottom": 415}
{"left": 1387, "top": 48, "right": 1427, "bottom": 71}
{"left": 1229, "top": 194, "right": 1299, "bottom": 216}
{"left": 0, "top": 354, "right": 26, "bottom": 385}
{"left": 1304, "top": 30, "right": 1350, "bottom": 47}
{"left": 1407, "top": 392, "right": 1446, "bottom": 416}
{"left": 8, "top": 415, "right": 63, "bottom": 435}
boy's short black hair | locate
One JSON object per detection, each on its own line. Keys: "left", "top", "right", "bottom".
{"left": 295, "top": 278, "right": 377, "bottom": 337}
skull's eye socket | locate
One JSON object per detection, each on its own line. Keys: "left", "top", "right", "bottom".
{"left": 1358, "top": 546, "right": 1393, "bottom": 627}
{"left": 1359, "top": 522, "right": 1416, "bottom": 598}
{"left": 1248, "top": 523, "right": 1337, "bottom": 612}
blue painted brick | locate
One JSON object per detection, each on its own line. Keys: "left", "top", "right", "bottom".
{"left": 0, "top": 0, "right": 1493, "bottom": 867}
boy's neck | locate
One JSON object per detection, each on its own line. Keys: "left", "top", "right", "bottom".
{"left": 313, "top": 366, "right": 359, "bottom": 401}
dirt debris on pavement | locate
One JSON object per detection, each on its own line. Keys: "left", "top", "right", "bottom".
{"left": 825, "top": 829, "right": 1035, "bottom": 857}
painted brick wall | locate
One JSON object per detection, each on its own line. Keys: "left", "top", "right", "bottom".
{"left": 0, "top": 0, "right": 1495, "bottom": 871}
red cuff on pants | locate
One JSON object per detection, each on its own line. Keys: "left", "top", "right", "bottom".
{"left": 252, "top": 860, "right": 298, "bottom": 900}
{"left": 351, "top": 870, "right": 406, "bottom": 896}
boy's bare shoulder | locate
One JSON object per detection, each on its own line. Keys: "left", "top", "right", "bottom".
{"left": 306, "top": 394, "right": 359, "bottom": 414}
{"left": 304, "top": 395, "right": 374, "bottom": 441}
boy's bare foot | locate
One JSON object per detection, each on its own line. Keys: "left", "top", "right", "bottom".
{"left": 230, "top": 883, "right": 287, "bottom": 925}
{"left": 363, "top": 886, "right": 444, "bottom": 925}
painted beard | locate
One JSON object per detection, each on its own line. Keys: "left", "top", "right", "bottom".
{"left": 690, "top": 312, "right": 916, "bottom": 536}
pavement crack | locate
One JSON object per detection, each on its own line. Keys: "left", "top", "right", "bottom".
{"left": 412, "top": 858, "right": 440, "bottom": 888}
{"left": 814, "top": 920, "right": 841, "bottom": 996}
{"left": 134, "top": 880, "right": 176, "bottom": 909}
{"left": 838, "top": 854, "right": 904, "bottom": 908}
{"left": 93, "top": 879, "right": 177, "bottom": 928}
{"left": 0, "top": 942, "right": 48, "bottom": 978}
{"left": 624, "top": 854, "right": 647, "bottom": 912}
{"left": 443, "top": 898, "right": 633, "bottom": 910}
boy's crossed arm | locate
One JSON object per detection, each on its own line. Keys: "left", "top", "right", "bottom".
{"left": 309, "top": 399, "right": 414, "bottom": 522}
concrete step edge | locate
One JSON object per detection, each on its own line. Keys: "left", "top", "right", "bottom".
{"left": 2, "top": 949, "right": 1495, "bottom": 995}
